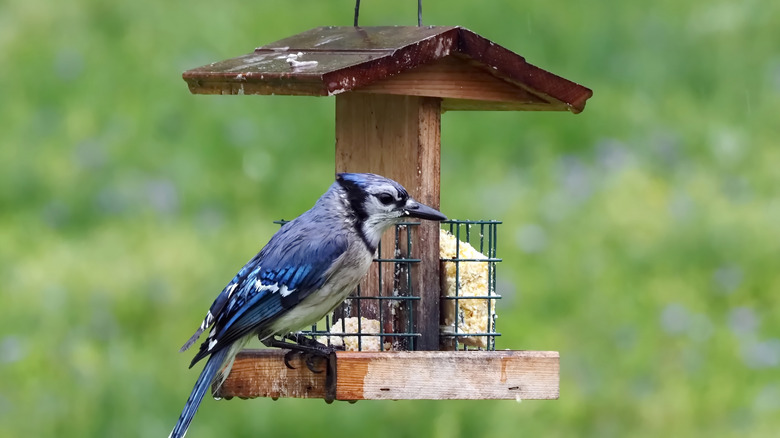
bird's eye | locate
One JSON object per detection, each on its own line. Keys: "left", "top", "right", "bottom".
{"left": 377, "top": 193, "right": 395, "bottom": 205}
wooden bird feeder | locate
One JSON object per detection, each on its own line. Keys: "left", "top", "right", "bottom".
{"left": 183, "top": 25, "right": 591, "bottom": 402}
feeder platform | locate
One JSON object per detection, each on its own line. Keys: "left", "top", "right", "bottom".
{"left": 216, "top": 349, "right": 559, "bottom": 402}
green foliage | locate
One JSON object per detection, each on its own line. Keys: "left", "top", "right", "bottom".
{"left": 2, "top": 0, "right": 779, "bottom": 436}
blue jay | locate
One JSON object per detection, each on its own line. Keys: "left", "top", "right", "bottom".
{"left": 169, "top": 172, "right": 446, "bottom": 438}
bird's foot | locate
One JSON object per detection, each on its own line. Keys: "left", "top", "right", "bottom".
{"left": 282, "top": 350, "right": 330, "bottom": 373}
{"left": 262, "top": 333, "right": 340, "bottom": 373}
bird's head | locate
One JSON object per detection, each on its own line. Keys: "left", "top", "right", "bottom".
{"left": 336, "top": 173, "right": 447, "bottom": 248}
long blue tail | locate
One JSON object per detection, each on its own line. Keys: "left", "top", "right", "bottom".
{"left": 169, "top": 348, "right": 230, "bottom": 438}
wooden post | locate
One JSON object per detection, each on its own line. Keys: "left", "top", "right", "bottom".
{"left": 335, "top": 92, "right": 442, "bottom": 351}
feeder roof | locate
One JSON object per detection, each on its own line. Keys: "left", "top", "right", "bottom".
{"left": 183, "top": 26, "right": 592, "bottom": 113}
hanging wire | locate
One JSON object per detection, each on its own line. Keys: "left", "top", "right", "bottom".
{"left": 353, "top": 0, "right": 423, "bottom": 27}
{"left": 354, "top": 0, "right": 360, "bottom": 27}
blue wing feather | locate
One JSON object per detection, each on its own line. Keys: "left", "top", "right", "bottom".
{"left": 179, "top": 258, "right": 260, "bottom": 352}
{"left": 187, "top": 221, "right": 348, "bottom": 367}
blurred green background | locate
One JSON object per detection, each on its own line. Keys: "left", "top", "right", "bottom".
{"left": 2, "top": 0, "right": 780, "bottom": 436}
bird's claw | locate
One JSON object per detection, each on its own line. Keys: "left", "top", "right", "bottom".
{"left": 305, "top": 353, "right": 326, "bottom": 373}
{"left": 282, "top": 347, "right": 332, "bottom": 373}
{"left": 283, "top": 350, "right": 297, "bottom": 370}
{"left": 264, "top": 334, "right": 337, "bottom": 372}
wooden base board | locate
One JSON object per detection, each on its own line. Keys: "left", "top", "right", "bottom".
{"left": 215, "top": 349, "right": 559, "bottom": 402}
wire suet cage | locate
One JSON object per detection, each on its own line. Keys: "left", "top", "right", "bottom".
{"left": 298, "top": 221, "right": 422, "bottom": 351}
{"left": 291, "top": 220, "right": 502, "bottom": 352}
{"left": 440, "top": 220, "right": 501, "bottom": 351}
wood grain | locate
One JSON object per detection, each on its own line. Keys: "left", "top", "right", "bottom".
{"left": 355, "top": 56, "right": 549, "bottom": 103}
{"left": 335, "top": 350, "right": 559, "bottom": 400}
{"left": 215, "top": 349, "right": 560, "bottom": 401}
{"left": 335, "top": 92, "right": 442, "bottom": 351}
{"left": 215, "top": 349, "right": 327, "bottom": 399}
{"left": 182, "top": 26, "right": 592, "bottom": 113}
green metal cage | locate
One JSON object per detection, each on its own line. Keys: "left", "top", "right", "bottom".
{"left": 440, "top": 220, "right": 502, "bottom": 350}
{"left": 276, "top": 219, "right": 502, "bottom": 352}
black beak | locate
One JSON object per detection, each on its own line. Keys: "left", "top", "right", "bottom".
{"left": 404, "top": 199, "right": 447, "bottom": 221}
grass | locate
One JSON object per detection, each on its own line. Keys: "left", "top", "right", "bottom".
{"left": 1, "top": 0, "right": 779, "bottom": 436}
